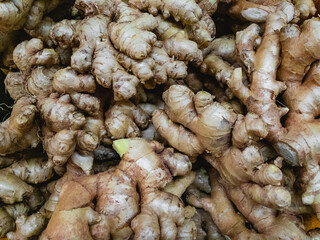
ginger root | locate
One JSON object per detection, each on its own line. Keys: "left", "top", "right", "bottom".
{"left": 188, "top": 169, "right": 308, "bottom": 239}
{"left": 0, "top": 97, "right": 39, "bottom": 155}
{"left": 152, "top": 84, "right": 237, "bottom": 157}
{"left": 41, "top": 139, "right": 192, "bottom": 240}
{"left": 109, "top": 2, "right": 158, "bottom": 59}
{"left": 129, "top": 0, "right": 202, "bottom": 25}
{"left": 105, "top": 101, "right": 149, "bottom": 139}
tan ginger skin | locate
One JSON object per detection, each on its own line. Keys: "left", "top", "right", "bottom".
{"left": 1, "top": 0, "right": 320, "bottom": 238}
{"left": 188, "top": 169, "right": 309, "bottom": 240}
{"left": 41, "top": 139, "right": 193, "bottom": 240}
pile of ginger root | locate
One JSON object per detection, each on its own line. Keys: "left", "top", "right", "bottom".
{"left": 1, "top": 0, "right": 320, "bottom": 239}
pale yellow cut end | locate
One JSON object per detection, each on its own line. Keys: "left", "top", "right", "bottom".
{"left": 112, "top": 139, "right": 131, "bottom": 157}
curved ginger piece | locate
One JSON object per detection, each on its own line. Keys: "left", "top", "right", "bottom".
{"left": 205, "top": 145, "right": 291, "bottom": 209}
{"left": 208, "top": 112, "right": 291, "bottom": 209}
{"left": 117, "top": 41, "right": 188, "bottom": 84}
{"left": 53, "top": 67, "right": 96, "bottom": 94}
{"left": 150, "top": 44, "right": 188, "bottom": 83}
{"left": 41, "top": 139, "right": 192, "bottom": 240}
{"left": 105, "top": 101, "right": 149, "bottom": 139}
{"left": 0, "top": 203, "right": 30, "bottom": 237}
{"left": 189, "top": 169, "right": 308, "bottom": 240}
{"left": 42, "top": 127, "right": 76, "bottom": 166}
{"left": 108, "top": 2, "right": 158, "bottom": 60}
{"left": 28, "top": 66, "right": 61, "bottom": 99}
{"left": 152, "top": 85, "right": 237, "bottom": 157}
{"left": 0, "top": 97, "right": 39, "bottom": 155}
{"left": 25, "top": 17, "right": 56, "bottom": 47}
{"left": 274, "top": 19, "right": 320, "bottom": 217}
{"left": 4, "top": 72, "right": 29, "bottom": 101}
{"left": 202, "top": 9, "right": 293, "bottom": 142}
{"left": 7, "top": 213, "right": 45, "bottom": 240}
{"left": 4, "top": 157, "right": 54, "bottom": 184}
{"left": 13, "top": 38, "right": 60, "bottom": 75}
{"left": 38, "top": 93, "right": 86, "bottom": 132}
{"left": 51, "top": 15, "right": 140, "bottom": 100}
{"left": 93, "top": 38, "right": 139, "bottom": 101}
{"left": 185, "top": 14, "right": 215, "bottom": 48}
{"left": 156, "top": 16, "right": 203, "bottom": 65}
{"left": 228, "top": 0, "right": 295, "bottom": 22}
{"left": 0, "top": 171, "right": 34, "bottom": 204}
